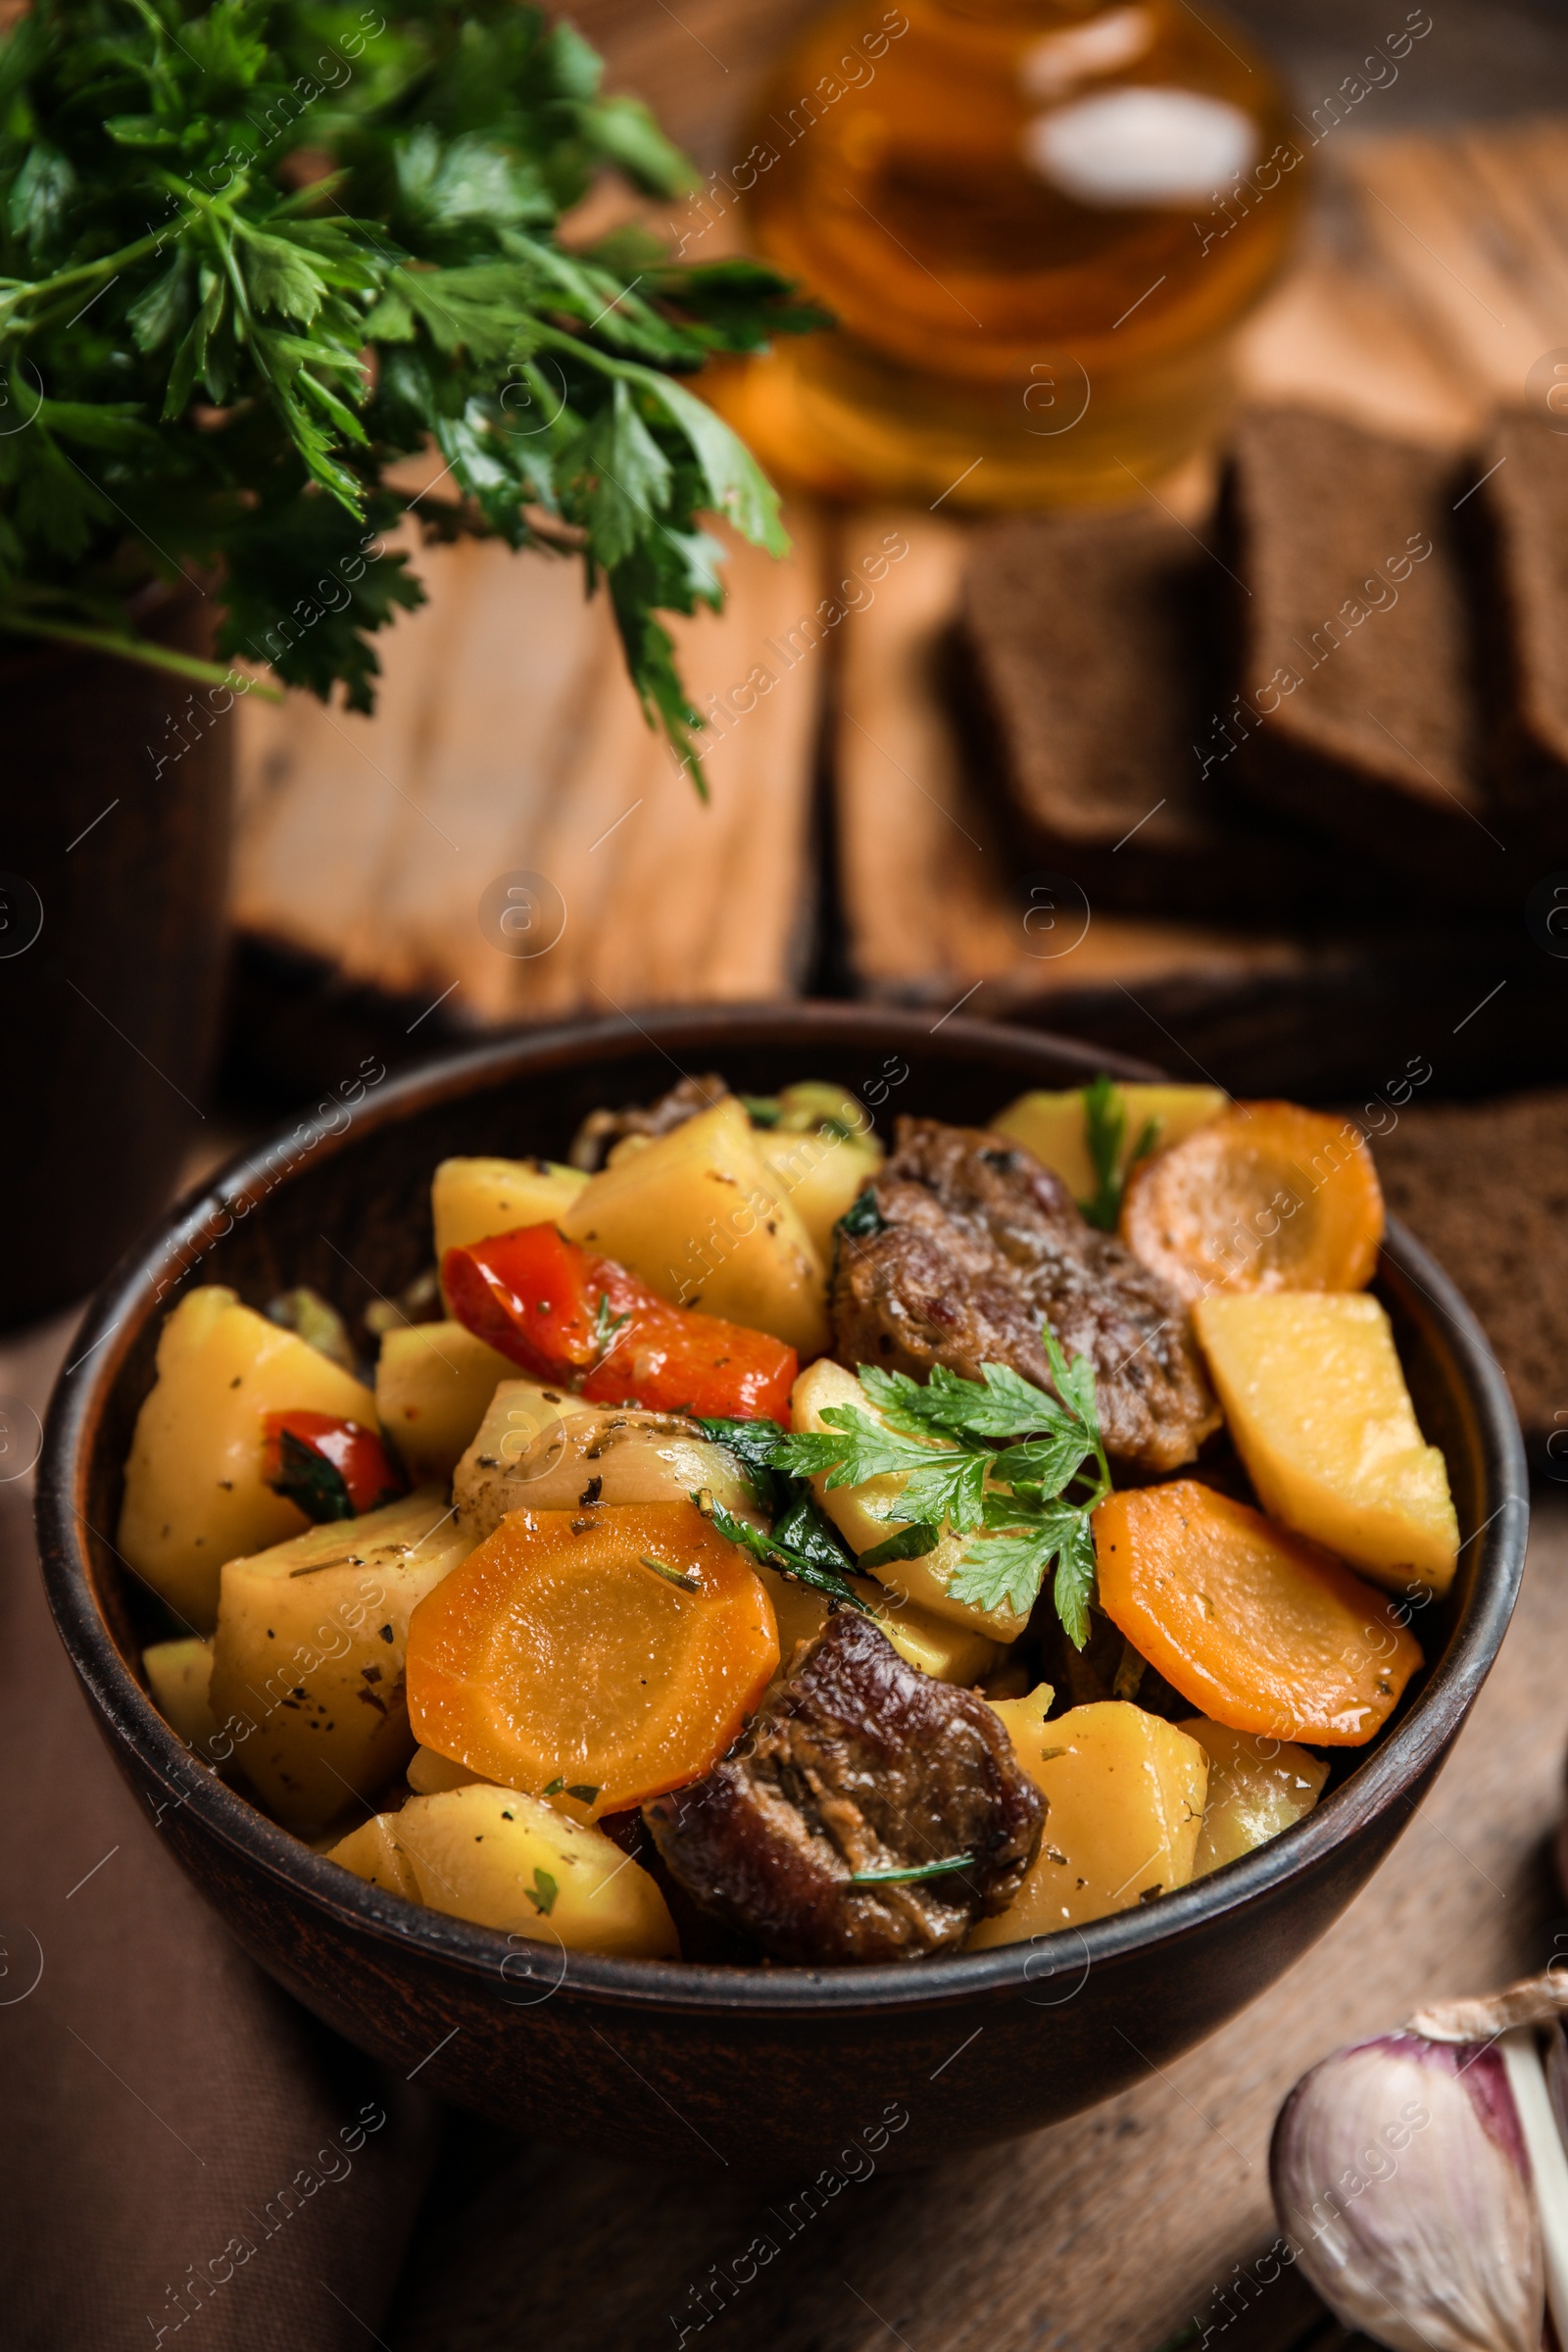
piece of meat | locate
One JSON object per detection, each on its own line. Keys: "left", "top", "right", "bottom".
{"left": 643, "top": 1612, "right": 1045, "bottom": 1965}
{"left": 832, "top": 1117, "right": 1218, "bottom": 1475}
{"left": 569, "top": 1074, "right": 729, "bottom": 1172}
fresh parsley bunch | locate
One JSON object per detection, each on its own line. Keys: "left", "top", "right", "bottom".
{"left": 770, "top": 1326, "right": 1111, "bottom": 1647}
{"left": 0, "top": 0, "right": 822, "bottom": 776}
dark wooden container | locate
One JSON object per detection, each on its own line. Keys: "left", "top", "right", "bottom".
{"left": 36, "top": 1006, "right": 1529, "bottom": 2174}
{"left": 0, "top": 593, "right": 232, "bottom": 1325}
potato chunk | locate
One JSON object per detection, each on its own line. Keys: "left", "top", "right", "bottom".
{"left": 432, "top": 1155, "right": 587, "bottom": 1259}
{"left": 374, "top": 1320, "right": 514, "bottom": 1480}
{"left": 143, "top": 1637, "right": 217, "bottom": 1752}
{"left": 119, "top": 1286, "right": 380, "bottom": 1631}
{"left": 991, "top": 1086, "right": 1226, "bottom": 1203}
{"left": 453, "top": 1380, "right": 758, "bottom": 1544}
{"left": 756, "top": 1122, "right": 883, "bottom": 1264}
{"left": 1182, "top": 1717, "right": 1328, "bottom": 1876}
{"left": 968, "top": 1695, "right": 1208, "bottom": 1943}
{"left": 753, "top": 1564, "right": 999, "bottom": 1686}
{"left": 406, "top": 1744, "right": 490, "bottom": 1794}
{"left": 209, "top": 1489, "right": 471, "bottom": 1831}
{"left": 560, "top": 1098, "right": 828, "bottom": 1357}
{"left": 325, "top": 1814, "right": 421, "bottom": 1900}
{"left": 330, "top": 1785, "right": 679, "bottom": 1956}
{"left": 1194, "top": 1291, "right": 1458, "bottom": 1593}
{"left": 790, "top": 1359, "right": 1026, "bottom": 1642}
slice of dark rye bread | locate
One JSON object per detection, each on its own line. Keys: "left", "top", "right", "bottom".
{"left": 1224, "top": 406, "right": 1508, "bottom": 902}
{"left": 1471, "top": 408, "right": 1568, "bottom": 842}
{"left": 953, "top": 506, "right": 1340, "bottom": 918}
{"left": 1370, "top": 1086, "right": 1568, "bottom": 1446}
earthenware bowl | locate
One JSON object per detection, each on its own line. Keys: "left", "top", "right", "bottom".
{"left": 36, "top": 1005, "right": 1529, "bottom": 2172}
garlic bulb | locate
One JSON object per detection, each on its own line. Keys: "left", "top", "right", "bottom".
{"left": 1271, "top": 1972, "right": 1568, "bottom": 2352}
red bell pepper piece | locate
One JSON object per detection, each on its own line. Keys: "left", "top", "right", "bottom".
{"left": 263, "top": 1411, "right": 406, "bottom": 1523}
{"left": 441, "top": 1224, "right": 797, "bottom": 1423}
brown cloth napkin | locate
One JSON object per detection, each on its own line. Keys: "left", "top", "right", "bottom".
{"left": 0, "top": 1318, "right": 438, "bottom": 2350}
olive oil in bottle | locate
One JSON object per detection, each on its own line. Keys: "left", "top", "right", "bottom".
{"left": 709, "top": 0, "right": 1305, "bottom": 507}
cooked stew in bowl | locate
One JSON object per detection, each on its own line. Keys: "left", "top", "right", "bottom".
{"left": 123, "top": 1075, "right": 1458, "bottom": 1969}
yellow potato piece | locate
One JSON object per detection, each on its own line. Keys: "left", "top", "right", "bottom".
{"left": 327, "top": 1814, "right": 422, "bottom": 1901}
{"left": 757, "top": 1126, "right": 882, "bottom": 1264}
{"left": 1181, "top": 1717, "right": 1328, "bottom": 1876}
{"left": 353, "top": 1784, "right": 680, "bottom": 1957}
{"left": 1194, "top": 1292, "right": 1459, "bottom": 1594}
{"left": 209, "top": 1489, "right": 472, "bottom": 1832}
{"left": 561, "top": 1098, "right": 829, "bottom": 1358}
{"left": 432, "top": 1155, "right": 588, "bottom": 1260}
{"left": 374, "top": 1320, "right": 514, "bottom": 1480}
{"left": 754, "top": 1564, "right": 1000, "bottom": 1686}
{"left": 143, "top": 1637, "right": 217, "bottom": 1752}
{"left": 992, "top": 1086, "right": 1227, "bottom": 1204}
{"left": 118, "top": 1286, "right": 380, "bottom": 1631}
{"left": 968, "top": 1696, "right": 1208, "bottom": 1944}
{"left": 406, "top": 1744, "right": 491, "bottom": 1794}
{"left": 790, "top": 1359, "right": 1027, "bottom": 1642}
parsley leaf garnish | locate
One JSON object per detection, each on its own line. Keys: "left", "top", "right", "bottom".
{"left": 526, "top": 1868, "right": 558, "bottom": 1917}
{"left": 862, "top": 1359, "right": 1057, "bottom": 1442}
{"left": 838, "top": 1189, "right": 887, "bottom": 1240}
{"left": 693, "top": 1417, "right": 793, "bottom": 1514}
{"left": 1080, "top": 1075, "right": 1161, "bottom": 1233}
{"left": 774, "top": 1410, "right": 990, "bottom": 1531}
{"left": 691, "top": 1489, "right": 874, "bottom": 1617}
{"left": 856, "top": 1520, "right": 941, "bottom": 1570}
{"left": 770, "top": 1321, "right": 1110, "bottom": 1647}
{"left": 700, "top": 1332, "right": 1111, "bottom": 1648}
{"left": 267, "top": 1426, "right": 355, "bottom": 1523}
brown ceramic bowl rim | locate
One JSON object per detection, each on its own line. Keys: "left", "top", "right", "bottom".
{"left": 37, "top": 1004, "right": 1530, "bottom": 2016}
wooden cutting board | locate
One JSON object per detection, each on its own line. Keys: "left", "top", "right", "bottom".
{"left": 233, "top": 509, "right": 830, "bottom": 1026}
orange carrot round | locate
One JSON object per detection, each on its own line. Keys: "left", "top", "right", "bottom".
{"left": 1093, "top": 1481, "right": 1421, "bottom": 1745}
{"left": 406, "top": 1499, "right": 779, "bottom": 1814}
{"left": 1119, "top": 1102, "right": 1384, "bottom": 1305}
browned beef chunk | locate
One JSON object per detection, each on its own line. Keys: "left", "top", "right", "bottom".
{"left": 832, "top": 1117, "right": 1218, "bottom": 1475}
{"left": 643, "top": 1613, "right": 1044, "bottom": 1965}
{"left": 568, "top": 1074, "right": 729, "bottom": 1172}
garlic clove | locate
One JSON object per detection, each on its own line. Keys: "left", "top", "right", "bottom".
{"left": 1501, "top": 2026, "right": 1568, "bottom": 2351}
{"left": 1270, "top": 2032, "right": 1544, "bottom": 2352}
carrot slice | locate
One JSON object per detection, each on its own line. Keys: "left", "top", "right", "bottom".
{"left": 1118, "top": 1102, "right": 1384, "bottom": 1304}
{"left": 405, "top": 1499, "right": 780, "bottom": 1815}
{"left": 1093, "top": 1481, "right": 1421, "bottom": 1744}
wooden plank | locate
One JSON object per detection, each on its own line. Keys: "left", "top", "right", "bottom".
{"left": 394, "top": 1493, "right": 1568, "bottom": 2352}
{"left": 232, "top": 509, "right": 829, "bottom": 1024}
{"left": 1348, "top": 117, "right": 1568, "bottom": 398}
